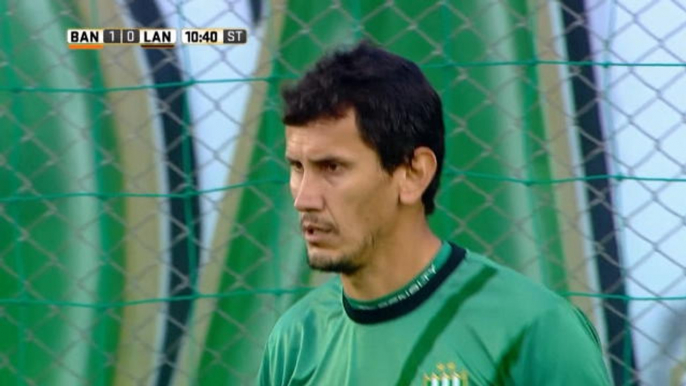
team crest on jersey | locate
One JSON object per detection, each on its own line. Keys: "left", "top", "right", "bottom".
{"left": 422, "top": 362, "right": 468, "bottom": 385}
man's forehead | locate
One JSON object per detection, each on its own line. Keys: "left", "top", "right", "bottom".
{"left": 286, "top": 122, "right": 377, "bottom": 162}
{"left": 286, "top": 107, "right": 357, "bottom": 133}
{"left": 286, "top": 116, "right": 363, "bottom": 150}
{"left": 285, "top": 134, "right": 350, "bottom": 161}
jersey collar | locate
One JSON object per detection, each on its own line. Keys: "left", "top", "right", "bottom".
{"left": 342, "top": 242, "right": 466, "bottom": 324}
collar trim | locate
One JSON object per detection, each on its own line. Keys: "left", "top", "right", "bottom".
{"left": 342, "top": 243, "right": 466, "bottom": 324}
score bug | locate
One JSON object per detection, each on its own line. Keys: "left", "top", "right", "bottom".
{"left": 181, "top": 28, "right": 247, "bottom": 45}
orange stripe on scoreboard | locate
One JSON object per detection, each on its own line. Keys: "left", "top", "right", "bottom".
{"left": 69, "top": 44, "right": 104, "bottom": 50}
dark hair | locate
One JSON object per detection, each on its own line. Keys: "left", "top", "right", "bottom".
{"left": 281, "top": 41, "right": 445, "bottom": 215}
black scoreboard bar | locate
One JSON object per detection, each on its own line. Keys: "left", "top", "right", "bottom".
{"left": 103, "top": 29, "right": 141, "bottom": 44}
{"left": 223, "top": 29, "right": 247, "bottom": 44}
{"left": 68, "top": 28, "right": 247, "bottom": 49}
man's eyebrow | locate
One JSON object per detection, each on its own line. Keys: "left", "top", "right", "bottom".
{"left": 285, "top": 154, "right": 351, "bottom": 164}
{"left": 309, "top": 155, "right": 353, "bottom": 165}
{"left": 312, "top": 155, "right": 343, "bottom": 162}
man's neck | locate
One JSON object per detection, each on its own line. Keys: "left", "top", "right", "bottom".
{"left": 340, "top": 221, "right": 441, "bottom": 301}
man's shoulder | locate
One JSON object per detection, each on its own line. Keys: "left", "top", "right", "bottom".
{"left": 461, "top": 250, "right": 574, "bottom": 317}
{"left": 438, "top": 248, "right": 610, "bottom": 384}
{"left": 456, "top": 249, "right": 604, "bottom": 352}
{"left": 269, "top": 277, "right": 342, "bottom": 339}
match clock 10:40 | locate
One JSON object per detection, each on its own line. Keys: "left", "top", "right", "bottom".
{"left": 181, "top": 28, "right": 247, "bottom": 45}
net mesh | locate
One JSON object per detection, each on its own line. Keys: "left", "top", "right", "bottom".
{"left": 0, "top": 0, "right": 685, "bottom": 385}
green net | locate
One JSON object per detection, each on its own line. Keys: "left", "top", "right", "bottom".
{"left": 1, "top": 0, "right": 685, "bottom": 385}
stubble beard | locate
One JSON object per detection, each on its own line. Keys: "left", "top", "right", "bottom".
{"left": 306, "top": 232, "right": 377, "bottom": 275}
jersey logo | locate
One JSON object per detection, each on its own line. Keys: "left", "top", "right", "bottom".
{"left": 422, "top": 362, "right": 468, "bottom": 385}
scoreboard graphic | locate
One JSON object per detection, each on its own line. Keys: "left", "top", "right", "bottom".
{"left": 67, "top": 28, "right": 247, "bottom": 49}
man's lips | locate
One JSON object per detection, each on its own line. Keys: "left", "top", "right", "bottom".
{"left": 302, "top": 224, "right": 331, "bottom": 232}
{"left": 301, "top": 220, "right": 334, "bottom": 232}
{"left": 301, "top": 223, "right": 334, "bottom": 243}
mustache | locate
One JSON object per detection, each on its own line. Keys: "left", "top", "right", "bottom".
{"left": 300, "top": 214, "right": 335, "bottom": 231}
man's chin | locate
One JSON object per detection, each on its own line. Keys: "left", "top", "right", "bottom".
{"left": 306, "top": 249, "right": 359, "bottom": 275}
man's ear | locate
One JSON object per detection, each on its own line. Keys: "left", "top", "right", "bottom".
{"left": 397, "top": 147, "right": 437, "bottom": 207}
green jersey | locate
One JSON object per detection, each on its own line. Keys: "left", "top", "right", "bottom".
{"left": 258, "top": 242, "right": 611, "bottom": 385}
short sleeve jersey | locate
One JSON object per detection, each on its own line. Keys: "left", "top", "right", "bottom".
{"left": 258, "top": 242, "right": 611, "bottom": 386}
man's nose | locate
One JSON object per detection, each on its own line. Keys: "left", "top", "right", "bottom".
{"left": 292, "top": 172, "right": 325, "bottom": 212}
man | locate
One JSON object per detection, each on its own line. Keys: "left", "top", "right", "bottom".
{"left": 258, "top": 42, "right": 611, "bottom": 385}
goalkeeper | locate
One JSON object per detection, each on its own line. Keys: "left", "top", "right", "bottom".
{"left": 258, "top": 41, "right": 611, "bottom": 386}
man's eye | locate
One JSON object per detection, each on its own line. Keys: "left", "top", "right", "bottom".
{"left": 290, "top": 162, "right": 303, "bottom": 171}
{"left": 324, "top": 162, "right": 340, "bottom": 172}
